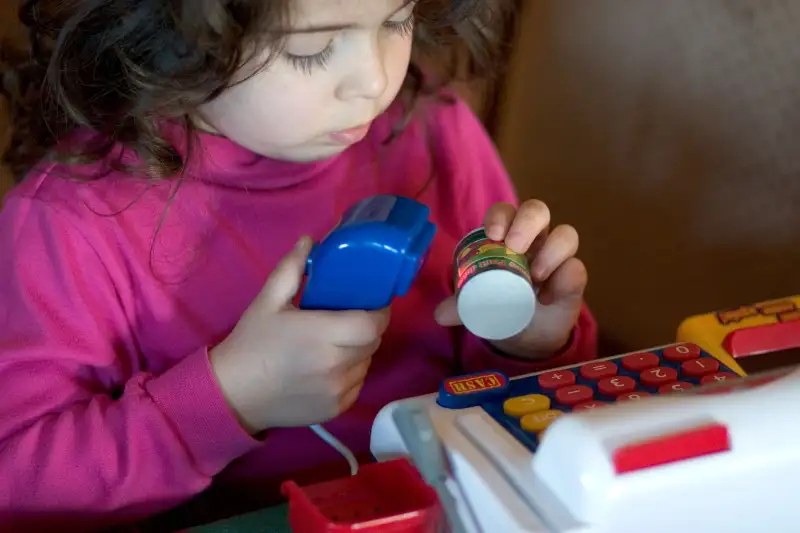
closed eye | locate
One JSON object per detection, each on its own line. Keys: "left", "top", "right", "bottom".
{"left": 383, "top": 12, "right": 415, "bottom": 36}
{"left": 284, "top": 43, "right": 335, "bottom": 75}
{"left": 283, "top": 0, "right": 418, "bottom": 75}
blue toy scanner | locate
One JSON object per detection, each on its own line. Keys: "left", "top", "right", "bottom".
{"left": 299, "top": 195, "right": 437, "bottom": 311}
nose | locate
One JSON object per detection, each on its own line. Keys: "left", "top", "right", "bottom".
{"left": 336, "top": 37, "right": 389, "bottom": 101}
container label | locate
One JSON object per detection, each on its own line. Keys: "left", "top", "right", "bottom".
{"left": 453, "top": 228, "right": 531, "bottom": 291}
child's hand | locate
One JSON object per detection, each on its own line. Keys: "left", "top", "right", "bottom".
{"left": 435, "top": 200, "right": 587, "bottom": 359}
{"left": 210, "top": 237, "right": 389, "bottom": 435}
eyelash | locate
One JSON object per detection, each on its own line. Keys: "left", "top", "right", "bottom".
{"left": 285, "top": 13, "right": 416, "bottom": 75}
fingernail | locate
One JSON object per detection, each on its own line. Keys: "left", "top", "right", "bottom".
{"left": 506, "top": 233, "right": 525, "bottom": 252}
{"left": 486, "top": 224, "right": 504, "bottom": 240}
{"left": 295, "top": 236, "right": 310, "bottom": 250}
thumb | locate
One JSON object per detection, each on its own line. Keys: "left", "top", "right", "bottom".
{"left": 257, "top": 236, "right": 313, "bottom": 312}
{"left": 434, "top": 295, "right": 462, "bottom": 327}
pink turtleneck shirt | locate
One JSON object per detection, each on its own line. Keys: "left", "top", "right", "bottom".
{"left": 0, "top": 96, "right": 597, "bottom": 531}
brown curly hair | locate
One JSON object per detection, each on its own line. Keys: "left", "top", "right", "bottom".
{"left": 0, "top": 0, "right": 515, "bottom": 183}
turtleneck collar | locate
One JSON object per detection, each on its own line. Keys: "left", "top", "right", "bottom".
{"left": 164, "top": 103, "right": 402, "bottom": 191}
{"left": 183, "top": 130, "right": 346, "bottom": 190}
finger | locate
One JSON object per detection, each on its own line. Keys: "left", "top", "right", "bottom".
{"left": 434, "top": 295, "right": 462, "bottom": 327}
{"left": 256, "top": 236, "right": 313, "bottom": 312}
{"left": 338, "top": 340, "right": 380, "bottom": 372}
{"left": 526, "top": 227, "right": 551, "bottom": 264}
{"left": 288, "top": 307, "right": 391, "bottom": 347}
{"left": 536, "top": 257, "right": 587, "bottom": 305}
{"left": 482, "top": 202, "right": 517, "bottom": 241}
{"left": 341, "top": 350, "right": 374, "bottom": 382}
{"left": 505, "top": 199, "right": 550, "bottom": 254}
{"left": 336, "top": 356, "right": 372, "bottom": 412}
{"left": 529, "top": 224, "right": 580, "bottom": 282}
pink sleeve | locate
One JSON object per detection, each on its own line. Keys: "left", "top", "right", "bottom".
{"left": 433, "top": 95, "right": 599, "bottom": 376}
{"left": 0, "top": 195, "right": 260, "bottom": 531}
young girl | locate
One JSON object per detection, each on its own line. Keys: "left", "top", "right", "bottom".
{"left": 0, "top": 0, "right": 597, "bottom": 530}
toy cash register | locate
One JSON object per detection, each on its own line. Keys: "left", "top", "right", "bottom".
{"left": 288, "top": 198, "right": 800, "bottom": 533}
{"left": 371, "top": 319, "right": 800, "bottom": 533}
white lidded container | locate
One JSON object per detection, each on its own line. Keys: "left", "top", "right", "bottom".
{"left": 453, "top": 228, "right": 536, "bottom": 341}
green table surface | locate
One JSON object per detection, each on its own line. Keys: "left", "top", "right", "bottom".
{"left": 188, "top": 504, "right": 290, "bottom": 533}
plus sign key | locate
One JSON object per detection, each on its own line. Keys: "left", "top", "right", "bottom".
{"left": 537, "top": 370, "right": 577, "bottom": 390}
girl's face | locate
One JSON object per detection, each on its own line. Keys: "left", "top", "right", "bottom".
{"left": 197, "top": 0, "right": 415, "bottom": 163}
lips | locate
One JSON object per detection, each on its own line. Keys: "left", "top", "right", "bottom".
{"left": 329, "top": 121, "right": 373, "bottom": 144}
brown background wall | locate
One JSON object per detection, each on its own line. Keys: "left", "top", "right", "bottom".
{"left": 496, "top": 0, "right": 800, "bottom": 352}
{"left": 1, "top": 5, "right": 10, "bottom": 194}
{"left": 0, "top": 0, "right": 22, "bottom": 195}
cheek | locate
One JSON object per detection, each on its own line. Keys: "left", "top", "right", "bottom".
{"left": 385, "top": 38, "right": 414, "bottom": 95}
{"left": 201, "top": 73, "right": 325, "bottom": 148}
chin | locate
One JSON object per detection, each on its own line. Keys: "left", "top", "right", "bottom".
{"left": 288, "top": 144, "right": 352, "bottom": 163}
{"left": 248, "top": 136, "right": 359, "bottom": 163}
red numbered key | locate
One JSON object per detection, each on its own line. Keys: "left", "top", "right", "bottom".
{"left": 640, "top": 366, "right": 678, "bottom": 387}
{"left": 538, "top": 371, "right": 577, "bottom": 390}
{"left": 659, "top": 381, "right": 694, "bottom": 394}
{"left": 701, "top": 372, "right": 739, "bottom": 385}
{"left": 663, "top": 343, "right": 701, "bottom": 362}
{"left": 682, "top": 358, "right": 720, "bottom": 378}
{"left": 617, "top": 391, "right": 651, "bottom": 402}
{"left": 580, "top": 361, "right": 618, "bottom": 380}
{"left": 573, "top": 401, "right": 606, "bottom": 412}
{"left": 621, "top": 352, "right": 660, "bottom": 372}
{"left": 598, "top": 376, "right": 637, "bottom": 396}
{"left": 555, "top": 385, "right": 594, "bottom": 406}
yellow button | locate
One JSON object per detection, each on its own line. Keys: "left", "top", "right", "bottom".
{"left": 521, "top": 410, "right": 563, "bottom": 433}
{"left": 503, "top": 394, "right": 551, "bottom": 417}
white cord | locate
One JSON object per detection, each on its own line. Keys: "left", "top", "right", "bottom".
{"left": 310, "top": 423, "right": 359, "bottom": 476}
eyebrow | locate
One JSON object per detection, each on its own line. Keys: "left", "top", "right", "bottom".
{"left": 288, "top": 0, "right": 415, "bottom": 34}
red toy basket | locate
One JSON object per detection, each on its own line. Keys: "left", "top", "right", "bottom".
{"left": 280, "top": 458, "right": 442, "bottom": 533}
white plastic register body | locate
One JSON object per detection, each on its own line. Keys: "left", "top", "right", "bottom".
{"left": 370, "top": 346, "right": 800, "bottom": 533}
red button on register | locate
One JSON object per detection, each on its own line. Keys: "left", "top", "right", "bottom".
{"left": 659, "top": 381, "right": 693, "bottom": 394}
{"left": 579, "top": 361, "right": 618, "bottom": 380}
{"left": 663, "top": 343, "right": 701, "bottom": 362}
{"left": 617, "top": 391, "right": 651, "bottom": 402}
{"left": 701, "top": 372, "right": 739, "bottom": 385}
{"left": 538, "top": 371, "right": 576, "bottom": 390}
{"left": 682, "top": 358, "right": 720, "bottom": 378}
{"left": 573, "top": 401, "right": 606, "bottom": 412}
{"left": 598, "top": 376, "right": 637, "bottom": 396}
{"left": 722, "top": 319, "right": 800, "bottom": 357}
{"left": 640, "top": 367, "right": 678, "bottom": 387}
{"left": 555, "top": 385, "right": 594, "bottom": 406}
{"left": 612, "top": 423, "right": 731, "bottom": 474}
{"left": 621, "top": 352, "right": 660, "bottom": 372}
